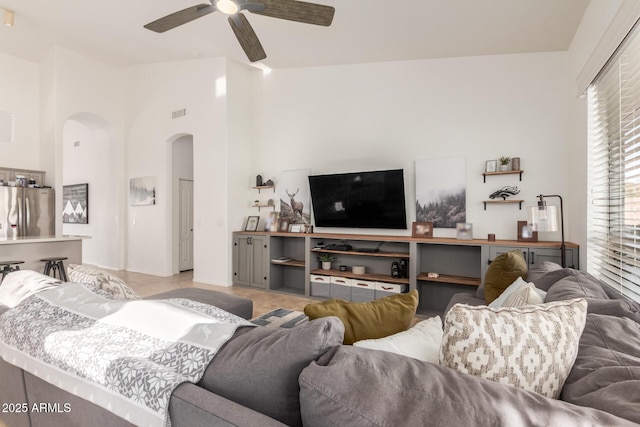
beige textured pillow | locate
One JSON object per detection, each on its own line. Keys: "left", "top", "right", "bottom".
{"left": 440, "top": 298, "right": 587, "bottom": 399}
{"left": 68, "top": 264, "right": 140, "bottom": 300}
{"left": 502, "top": 283, "right": 544, "bottom": 307}
{"left": 484, "top": 250, "right": 528, "bottom": 303}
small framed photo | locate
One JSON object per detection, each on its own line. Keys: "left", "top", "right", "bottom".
{"left": 456, "top": 223, "right": 473, "bottom": 240}
{"left": 412, "top": 221, "right": 434, "bottom": 238}
{"left": 278, "top": 219, "right": 290, "bottom": 233}
{"left": 485, "top": 160, "right": 497, "bottom": 173}
{"left": 244, "top": 216, "right": 260, "bottom": 232}
{"left": 289, "top": 223, "right": 304, "bottom": 233}
{"left": 517, "top": 220, "right": 538, "bottom": 242}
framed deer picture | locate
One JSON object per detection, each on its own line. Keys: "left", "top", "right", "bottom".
{"left": 277, "top": 169, "right": 311, "bottom": 224}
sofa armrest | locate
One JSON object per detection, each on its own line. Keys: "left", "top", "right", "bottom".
{"left": 170, "top": 383, "right": 287, "bottom": 427}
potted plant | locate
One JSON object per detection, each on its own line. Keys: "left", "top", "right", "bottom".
{"left": 498, "top": 156, "right": 511, "bottom": 172}
{"left": 318, "top": 253, "right": 335, "bottom": 270}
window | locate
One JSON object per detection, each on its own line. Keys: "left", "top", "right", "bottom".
{"left": 588, "top": 22, "right": 640, "bottom": 303}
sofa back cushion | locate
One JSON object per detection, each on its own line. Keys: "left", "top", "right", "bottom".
{"left": 67, "top": 264, "right": 139, "bottom": 300}
{"left": 561, "top": 313, "right": 640, "bottom": 424}
{"left": 303, "top": 290, "right": 418, "bottom": 345}
{"left": 199, "top": 316, "right": 344, "bottom": 427}
{"left": 484, "top": 250, "right": 528, "bottom": 303}
{"left": 298, "top": 345, "right": 633, "bottom": 427}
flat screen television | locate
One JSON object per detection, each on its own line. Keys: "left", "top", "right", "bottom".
{"left": 308, "top": 169, "right": 407, "bottom": 229}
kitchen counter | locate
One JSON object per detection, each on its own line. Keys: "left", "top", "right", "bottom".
{"left": 0, "top": 236, "right": 88, "bottom": 274}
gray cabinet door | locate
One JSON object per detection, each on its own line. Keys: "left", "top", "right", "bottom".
{"left": 488, "top": 246, "right": 530, "bottom": 263}
{"left": 232, "top": 235, "right": 268, "bottom": 288}
{"left": 528, "top": 247, "right": 577, "bottom": 269}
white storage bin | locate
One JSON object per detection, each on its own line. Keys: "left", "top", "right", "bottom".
{"left": 351, "top": 278, "right": 376, "bottom": 302}
{"left": 375, "top": 282, "right": 409, "bottom": 299}
{"left": 310, "top": 274, "right": 331, "bottom": 298}
{"left": 330, "top": 276, "right": 352, "bottom": 300}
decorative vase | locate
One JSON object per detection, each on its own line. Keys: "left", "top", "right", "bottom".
{"left": 499, "top": 164, "right": 510, "bottom": 172}
{"left": 321, "top": 261, "right": 331, "bottom": 270}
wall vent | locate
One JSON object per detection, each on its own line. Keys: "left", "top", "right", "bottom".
{"left": 172, "top": 109, "right": 187, "bottom": 119}
{"left": 74, "top": 141, "right": 80, "bottom": 147}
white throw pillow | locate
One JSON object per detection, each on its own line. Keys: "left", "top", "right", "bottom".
{"left": 0, "top": 270, "right": 62, "bottom": 308}
{"left": 502, "top": 283, "right": 544, "bottom": 307}
{"left": 440, "top": 299, "right": 587, "bottom": 399}
{"left": 488, "top": 276, "right": 528, "bottom": 307}
{"left": 354, "top": 316, "right": 443, "bottom": 363}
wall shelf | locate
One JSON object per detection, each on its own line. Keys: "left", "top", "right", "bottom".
{"left": 483, "top": 170, "right": 523, "bottom": 183}
{"left": 417, "top": 273, "right": 480, "bottom": 287}
{"left": 311, "top": 248, "right": 410, "bottom": 258}
{"left": 483, "top": 199, "right": 523, "bottom": 210}
{"left": 253, "top": 185, "right": 275, "bottom": 193}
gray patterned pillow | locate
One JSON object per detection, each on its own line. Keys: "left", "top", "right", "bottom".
{"left": 67, "top": 264, "right": 139, "bottom": 300}
{"left": 440, "top": 298, "right": 587, "bottom": 399}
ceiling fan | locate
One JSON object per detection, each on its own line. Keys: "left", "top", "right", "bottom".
{"left": 144, "top": 0, "right": 335, "bottom": 63}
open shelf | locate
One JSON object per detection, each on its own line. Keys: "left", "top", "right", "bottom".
{"left": 311, "top": 248, "right": 410, "bottom": 258}
{"left": 311, "top": 269, "right": 410, "bottom": 285}
{"left": 482, "top": 170, "right": 523, "bottom": 182}
{"left": 417, "top": 273, "right": 480, "bottom": 287}
{"left": 483, "top": 199, "right": 523, "bottom": 210}
{"left": 271, "top": 259, "right": 305, "bottom": 268}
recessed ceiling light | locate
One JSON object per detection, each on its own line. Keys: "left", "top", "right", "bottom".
{"left": 4, "top": 10, "right": 15, "bottom": 27}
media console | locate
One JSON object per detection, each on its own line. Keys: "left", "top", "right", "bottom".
{"left": 232, "top": 231, "right": 579, "bottom": 317}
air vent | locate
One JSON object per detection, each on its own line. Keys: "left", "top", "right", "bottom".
{"left": 172, "top": 109, "right": 186, "bottom": 119}
{"left": 74, "top": 141, "right": 80, "bottom": 147}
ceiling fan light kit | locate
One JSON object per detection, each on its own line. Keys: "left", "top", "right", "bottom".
{"left": 144, "top": 0, "right": 335, "bottom": 62}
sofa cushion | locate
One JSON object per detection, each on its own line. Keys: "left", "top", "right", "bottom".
{"left": 199, "top": 316, "right": 344, "bottom": 427}
{"left": 561, "top": 313, "right": 640, "bottom": 424}
{"left": 525, "top": 261, "right": 562, "bottom": 284}
{"left": 67, "top": 264, "right": 139, "bottom": 300}
{"left": 303, "top": 290, "right": 418, "bottom": 345}
{"left": 353, "top": 316, "right": 442, "bottom": 363}
{"left": 545, "top": 270, "right": 640, "bottom": 323}
{"left": 529, "top": 267, "right": 575, "bottom": 291}
{"left": 298, "top": 345, "right": 635, "bottom": 427}
{"left": 440, "top": 299, "right": 587, "bottom": 399}
{"left": 484, "top": 250, "right": 528, "bottom": 303}
{"left": 145, "top": 288, "right": 253, "bottom": 320}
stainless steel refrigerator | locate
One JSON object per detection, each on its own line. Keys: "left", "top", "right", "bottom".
{"left": 0, "top": 187, "right": 55, "bottom": 238}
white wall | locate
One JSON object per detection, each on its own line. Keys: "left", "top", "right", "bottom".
{"left": 0, "top": 52, "right": 41, "bottom": 170}
{"left": 125, "top": 57, "right": 236, "bottom": 283}
{"left": 252, "top": 53, "right": 571, "bottom": 241}
{"left": 40, "top": 47, "right": 126, "bottom": 265}
{"left": 62, "top": 115, "right": 120, "bottom": 268}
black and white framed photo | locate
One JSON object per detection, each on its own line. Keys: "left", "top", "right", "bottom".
{"left": 63, "top": 183, "right": 89, "bottom": 224}
{"left": 130, "top": 176, "right": 156, "bottom": 206}
{"left": 485, "top": 160, "right": 497, "bottom": 173}
{"left": 289, "top": 223, "right": 303, "bottom": 233}
{"left": 244, "top": 216, "right": 260, "bottom": 232}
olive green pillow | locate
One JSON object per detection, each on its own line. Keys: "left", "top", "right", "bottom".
{"left": 304, "top": 290, "right": 419, "bottom": 345}
{"left": 484, "top": 250, "right": 528, "bottom": 304}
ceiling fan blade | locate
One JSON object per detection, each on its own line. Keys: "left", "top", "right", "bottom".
{"left": 228, "top": 14, "right": 267, "bottom": 62}
{"left": 144, "top": 4, "right": 216, "bottom": 33}
{"left": 249, "top": 0, "right": 334, "bottom": 26}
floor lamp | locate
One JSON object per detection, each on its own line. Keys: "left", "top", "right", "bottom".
{"left": 528, "top": 194, "right": 565, "bottom": 267}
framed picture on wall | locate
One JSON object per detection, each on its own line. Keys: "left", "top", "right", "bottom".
{"left": 517, "top": 220, "right": 538, "bottom": 242}
{"left": 62, "top": 183, "right": 89, "bottom": 224}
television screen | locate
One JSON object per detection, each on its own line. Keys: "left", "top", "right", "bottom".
{"left": 308, "top": 169, "right": 407, "bottom": 229}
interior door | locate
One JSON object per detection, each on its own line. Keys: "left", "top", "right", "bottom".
{"left": 179, "top": 179, "right": 194, "bottom": 271}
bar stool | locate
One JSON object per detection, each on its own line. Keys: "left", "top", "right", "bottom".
{"left": 0, "top": 260, "right": 25, "bottom": 283}
{"left": 41, "top": 257, "right": 69, "bottom": 282}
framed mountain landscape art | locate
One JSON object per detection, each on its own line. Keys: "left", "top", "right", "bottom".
{"left": 63, "top": 183, "right": 89, "bottom": 224}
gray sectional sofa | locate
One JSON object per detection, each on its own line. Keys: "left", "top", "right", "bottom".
{"left": 1, "top": 269, "right": 640, "bottom": 426}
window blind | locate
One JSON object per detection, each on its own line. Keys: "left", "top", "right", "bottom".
{"left": 588, "top": 21, "right": 640, "bottom": 303}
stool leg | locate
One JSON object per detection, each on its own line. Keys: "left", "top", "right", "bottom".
{"left": 44, "top": 262, "right": 51, "bottom": 276}
{"left": 59, "top": 262, "right": 68, "bottom": 282}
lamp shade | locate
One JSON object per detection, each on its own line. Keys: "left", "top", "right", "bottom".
{"left": 528, "top": 204, "right": 559, "bottom": 232}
